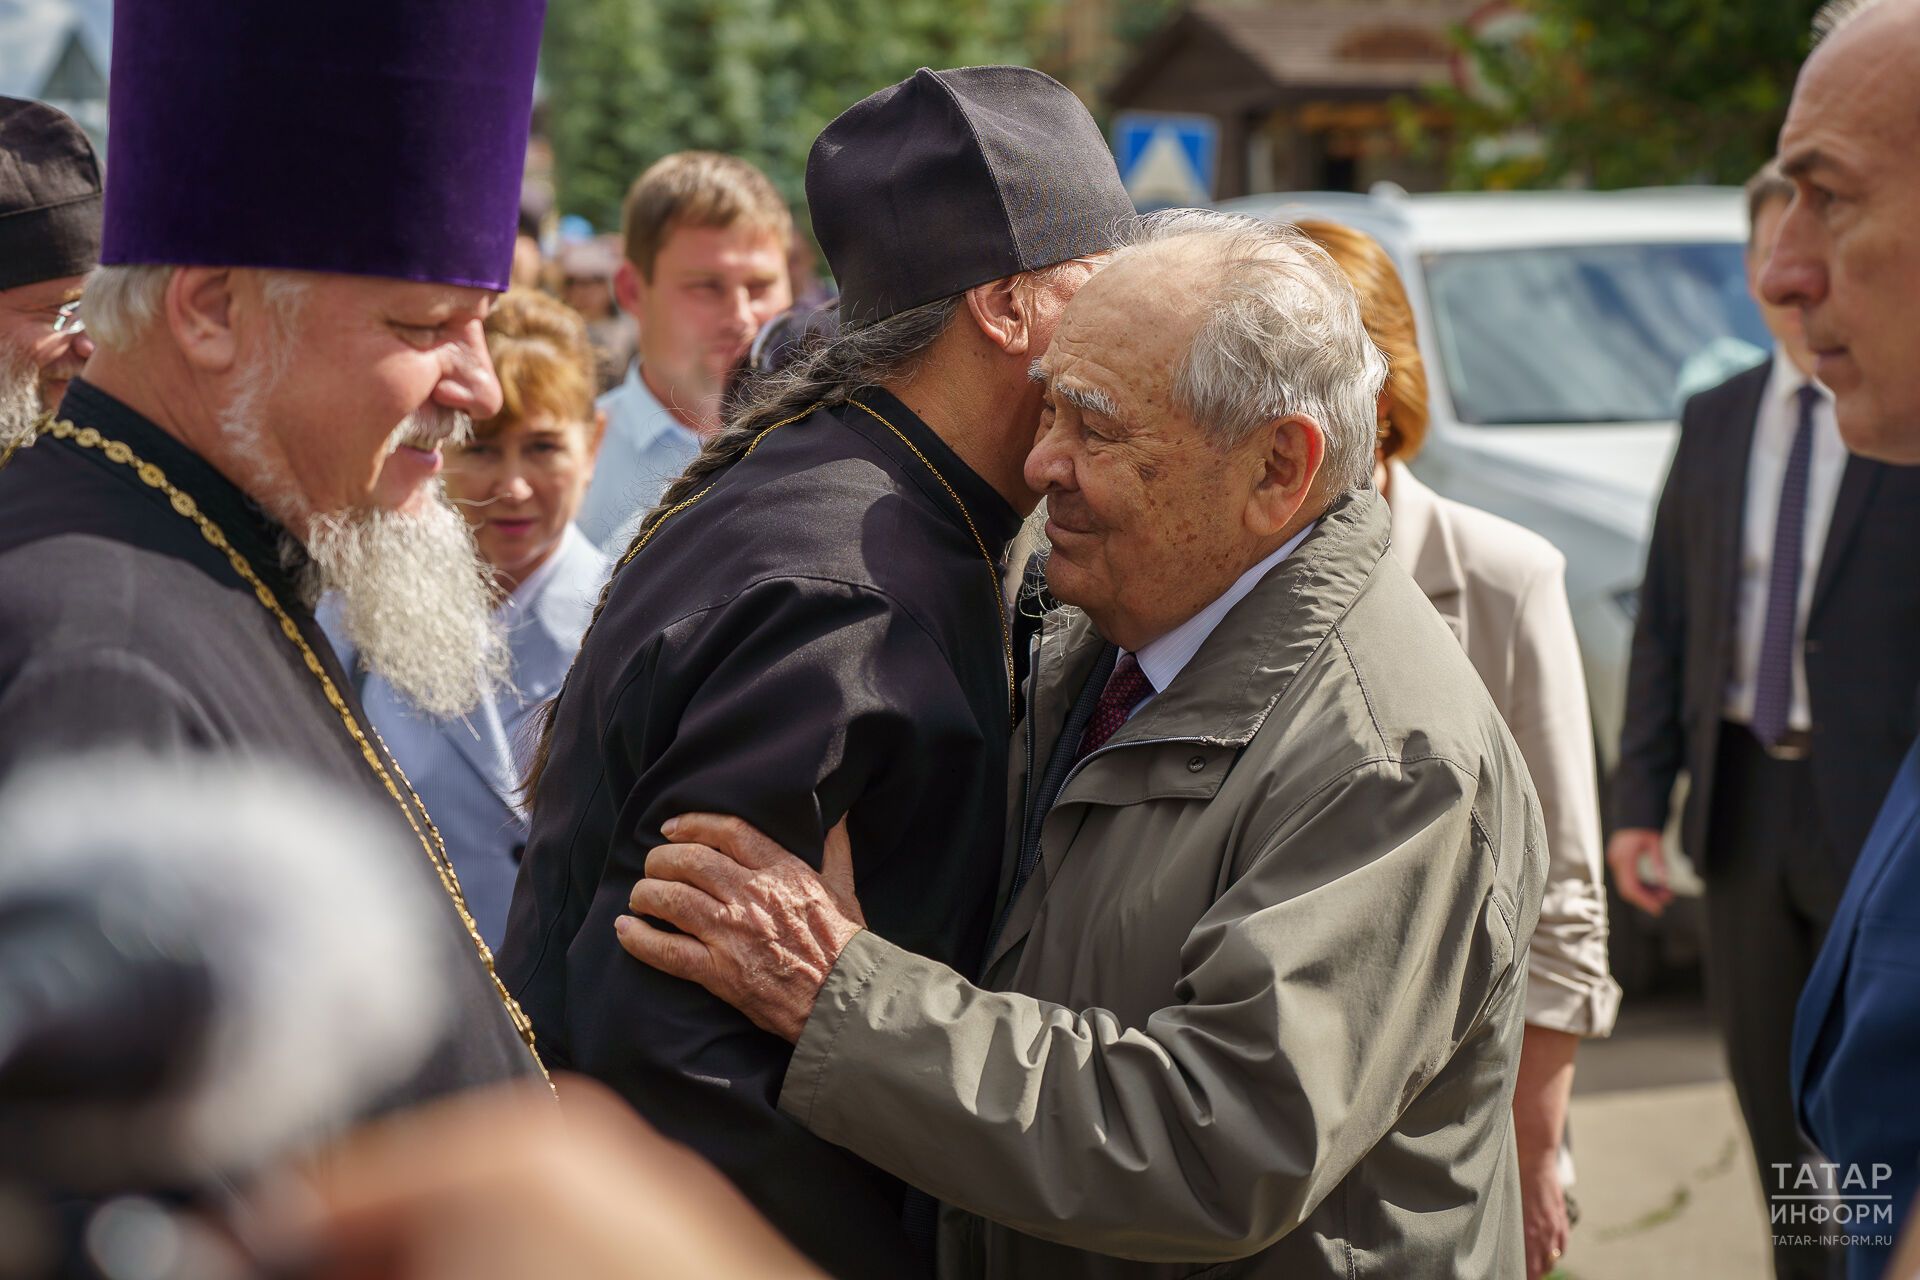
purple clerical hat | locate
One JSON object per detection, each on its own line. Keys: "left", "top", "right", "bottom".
{"left": 102, "top": 1, "right": 546, "bottom": 291}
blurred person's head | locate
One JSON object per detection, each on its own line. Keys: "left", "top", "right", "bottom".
{"left": 1295, "top": 220, "right": 1426, "bottom": 481}
{"left": 0, "top": 96, "right": 103, "bottom": 448}
{"left": 512, "top": 190, "right": 549, "bottom": 291}
{"left": 558, "top": 238, "right": 620, "bottom": 323}
{"left": 511, "top": 235, "right": 545, "bottom": 292}
{"left": 1745, "top": 162, "right": 1814, "bottom": 377}
{"left": 77, "top": 0, "right": 546, "bottom": 716}
{"left": 787, "top": 227, "right": 823, "bottom": 301}
{"left": 446, "top": 289, "right": 604, "bottom": 594}
{"left": 614, "top": 152, "right": 793, "bottom": 435}
{"left": 1761, "top": 0, "right": 1920, "bottom": 461}
{"left": 1026, "top": 211, "right": 1386, "bottom": 651}
{"left": 718, "top": 299, "right": 840, "bottom": 422}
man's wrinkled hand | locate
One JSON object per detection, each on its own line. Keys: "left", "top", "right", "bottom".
{"left": 616, "top": 813, "right": 865, "bottom": 1043}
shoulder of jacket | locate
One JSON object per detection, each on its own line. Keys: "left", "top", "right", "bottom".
{"left": 1425, "top": 493, "right": 1566, "bottom": 587}
{"left": 1680, "top": 358, "right": 1771, "bottom": 433}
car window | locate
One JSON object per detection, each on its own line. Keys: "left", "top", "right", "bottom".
{"left": 1422, "top": 243, "right": 1769, "bottom": 426}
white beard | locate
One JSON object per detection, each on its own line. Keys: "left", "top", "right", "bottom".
{"left": 1013, "top": 498, "right": 1053, "bottom": 613}
{"left": 214, "top": 341, "right": 506, "bottom": 721}
{"left": 0, "top": 345, "right": 43, "bottom": 454}
{"left": 294, "top": 491, "right": 510, "bottom": 722}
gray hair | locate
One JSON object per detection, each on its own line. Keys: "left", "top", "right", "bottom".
{"left": 1109, "top": 208, "right": 1389, "bottom": 494}
{"left": 82, "top": 264, "right": 311, "bottom": 350}
{"left": 81, "top": 264, "right": 171, "bottom": 350}
{"left": 1814, "top": 0, "right": 1903, "bottom": 40}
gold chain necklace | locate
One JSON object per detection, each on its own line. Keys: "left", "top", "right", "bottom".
{"left": 843, "top": 397, "right": 1017, "bottom": 722}
{"left": 19, "top": 417, "right": 550, "bottom": 1084}
{"left": 619, "top": 399, "right": 1016, "bottom": 721}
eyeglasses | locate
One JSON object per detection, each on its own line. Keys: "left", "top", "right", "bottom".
{"left": 53, "top": 298, "right": 85, "bottom": 336}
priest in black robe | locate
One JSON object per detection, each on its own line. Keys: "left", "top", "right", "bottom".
{"left": 499, "top": 67, "right": 1135, "bottom": 1278}
{"left": 0, "top": 0, "right": 550, "bottom": 1106}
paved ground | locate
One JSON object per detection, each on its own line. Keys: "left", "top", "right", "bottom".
{"left": 1556, "top": 984, "right": 1774, "bottom": 1279}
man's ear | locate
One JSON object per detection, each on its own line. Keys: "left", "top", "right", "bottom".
{"left": 164, "top": 267, "right": 241, "bottom": 374}
{"left": 1246, "top": 414, "right": 1326, "bottom": 537}
{"left": 614, "top": 259, "right": 644, "bottom": 317}
{"left": 587, "top": 406, "right": 609, "bottom": 463}
{"left": 963, "top": 274, "right": 1037, "bottom": 358}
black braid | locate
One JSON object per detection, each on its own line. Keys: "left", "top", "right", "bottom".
{"left": 520, "top": 293, "right": 961, "bottom": 804}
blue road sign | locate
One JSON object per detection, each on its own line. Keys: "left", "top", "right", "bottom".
{"left": 1112, "top": 111, "right": 1219, "bottom": 209}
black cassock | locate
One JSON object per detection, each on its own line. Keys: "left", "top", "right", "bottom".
{"left": 500, "top": 390, "right": 1020, "bottom": 1279}
{"left": 0, "top": 380, "right": 541, "bottom": 1104}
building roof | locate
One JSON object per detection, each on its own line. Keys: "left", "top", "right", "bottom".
{"left": 1112, "top": 0, "right": 1482, "bottom": 107}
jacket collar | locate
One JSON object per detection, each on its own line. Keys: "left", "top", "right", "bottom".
{"left": 1040, "top": 485, "right": 1391, "bottom": 751}
{"left": 55, "top": 378, "right": 310, "bottom": 605}
{"left": 500, "top": 523, "right": 610, "bottom": 706}
{"left": 324, "top": 524, "right": 608, "bottom": 811}
{"left": 1384, "top": 461, "right": 1467, "bottom": 642}
{"left": 437, "top": 524, "right": 608, "bottom": 805}
{"left": 838, "top": 388, "right": 1024, "bottom": 555}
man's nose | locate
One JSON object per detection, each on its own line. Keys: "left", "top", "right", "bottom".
{"left": 436, "top": 319, "right": 504, "bottom": 420}
{"left": 1024, "top": 423, "right": 1070, "bottom": 494}
{"left": 730, "top": 288, "right": 757, "bottom": 335}
{"left": 1760, "top": 199, "right": 1824, "bottom": 310}
{"left": 68, "top": 331, "right": 95, "bottom": 361}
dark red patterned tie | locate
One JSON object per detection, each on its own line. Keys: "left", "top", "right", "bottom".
{"left": 1075, "top": 651, "right": 1154, "bottom": 762}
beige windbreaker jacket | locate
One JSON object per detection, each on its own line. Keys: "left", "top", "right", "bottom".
{"left": 778, "top": 489, "right": 1548, "bottom": 1278}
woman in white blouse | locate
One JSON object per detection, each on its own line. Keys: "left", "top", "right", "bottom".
{"left": 1302, "top": 220, "right": 1622, "bottom": 1280}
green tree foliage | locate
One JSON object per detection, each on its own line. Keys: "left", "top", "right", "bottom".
{"left": 542, "top": 0, "right": 1054, "bottom": 232}
{"left": 1443, "top": 0, "right": 1826, "bottom": 190}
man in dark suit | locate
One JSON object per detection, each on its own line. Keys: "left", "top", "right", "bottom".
{"left": 1764, "top": 2, "right": 1920, "bottom": 1274}
{"left": 1611, "top": 160, "right": 1920, "bottom": 1280}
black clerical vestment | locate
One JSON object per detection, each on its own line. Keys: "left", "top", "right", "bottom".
{"left": 0, "top": 380, "right": 541, "bottom": 1104}
{"left": 500, "top": 390, "right": 1020, "bottom": 1280}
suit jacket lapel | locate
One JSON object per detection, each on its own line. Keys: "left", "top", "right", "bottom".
{"left": 1809, "top": 456, "right": 1882, "bottom": 622}
{"left": 1388, "top": 463, "right": 1467, "bottom": 646}
{"left": 440, "top": 694, "right": 522, "bottom": 815}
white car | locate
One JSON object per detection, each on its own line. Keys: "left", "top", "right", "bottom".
{"left": 1222, "top": 187, "right": 1772, "bottom": 982}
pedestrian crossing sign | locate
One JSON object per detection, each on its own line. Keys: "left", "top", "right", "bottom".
{"left": 1113, "top": 112, "right": 1219, "bottom": 210}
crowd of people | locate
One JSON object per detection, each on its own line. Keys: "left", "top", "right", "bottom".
{"left": 1, "top": 0, "right": 1919, "bottom": 1278}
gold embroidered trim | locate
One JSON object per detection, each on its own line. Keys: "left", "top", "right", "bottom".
{"left": 843, "top": 397, "right": 1017, "bottom": 722}
{"left": 28, "top": 416, "right": 551, "bottom": 1086}
{"left": 617, "top": 399, "right": 1017, "bottom": 722}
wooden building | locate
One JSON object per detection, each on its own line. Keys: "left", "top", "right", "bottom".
{"left": 1108, "top": 0, "right": 1483, "bottom": 198}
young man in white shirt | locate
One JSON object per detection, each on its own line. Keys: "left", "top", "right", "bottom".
{"left": 576, "top": 151, "right": 792, "bottom": 550}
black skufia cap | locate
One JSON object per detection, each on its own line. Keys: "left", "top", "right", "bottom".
{"left": 0, "top": 96, "right": 101, "bottom": 292}
{"left": 808, "top": 66, "right": 1135, "bottom": 328}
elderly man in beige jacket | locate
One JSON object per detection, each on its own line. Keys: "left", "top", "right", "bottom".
{"left": 616, "top": 210, "right": 1549, "bottom": 1278}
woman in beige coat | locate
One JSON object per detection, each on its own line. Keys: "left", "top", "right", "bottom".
{"left": 1301, "top": 222, "right": 1622, "bottom": 1280}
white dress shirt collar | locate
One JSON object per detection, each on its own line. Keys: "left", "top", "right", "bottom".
{"left": 1129, "top": 521, "right": 1318, "bottom": 704}
{"left": 613, "top": 361, "right": 697, "bottom": 453}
